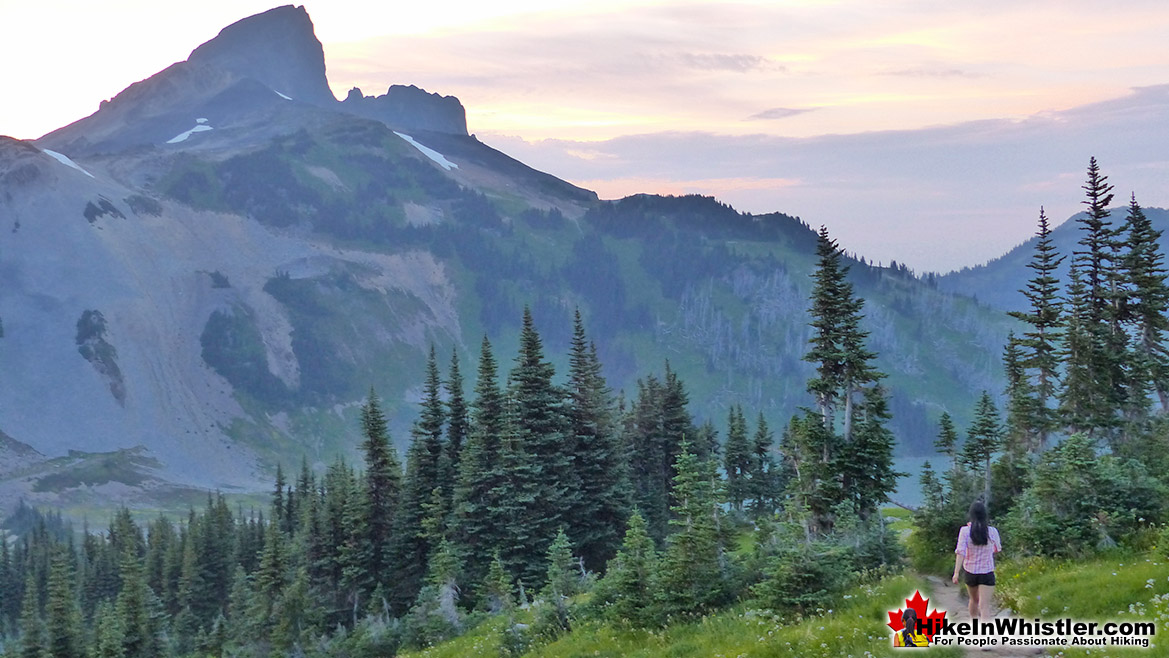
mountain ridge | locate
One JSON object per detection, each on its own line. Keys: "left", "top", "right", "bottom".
{"left": 938, "top": 206, "right": 1169, "bottom": 311}
{"left": 0, "top": 6, "right": 1014, "bottom": 508}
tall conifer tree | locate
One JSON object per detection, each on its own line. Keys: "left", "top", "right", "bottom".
{"left": 451, "top": 337, "right": 507, "bottom": 595}
{"left": 1008, "top": 208, "right": 1064, "bottom": 451}
{"left": 442, "top": 350, "right": 469, "bottom": 511}
{"left": 502, "top": 308, "right": 568, "bottom": 590}
{"left": 1071, "top": 157, "right": 1127, "bottom": 440}
{"left": 359, "top": 389, "right": 401, "bottom": 598}
{"left": 749, "top": 412, "right": 778, "bottom": 518}
{"left": 564, "top": 311, "right": 629, "bottom": 571}
{"left": 961, "top": 391, "right": 1002, "bottom": 502}
{"left": 1120, "top": 194, "right": 1169, "bottom": 413}
{"left": 44, "top": 548, "right": 83, "bottom": 658}
{"left": 845, "top": 385, "right": 900, "bottom": 518}
{"left": 722, "top": 405, "right": 752, "bottom": 512}
{"left": 390, "top": 347, "right": 446, "bottom": 613}
{"left": 1061, "top": 264, "right": 1099, "bottom": 435}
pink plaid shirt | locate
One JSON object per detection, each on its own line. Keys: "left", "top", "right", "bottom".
{"left": 955, "top": 524, "right": 1001, "bottom": 574}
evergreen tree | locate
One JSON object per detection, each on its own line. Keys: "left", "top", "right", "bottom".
{"left": 722, "top": 405, "right": 751, "bottom": 512}
{"left": 1077, "top": 157, "right": 1118, "bottom": 311}
{"left": 564, "top": 311, "right": 629, "bottom": 571}
{"left": 795, "top": 226, "right": 887, "bottom": 533}
{"left": 919, "top": 461, "right": 943, "bottom": 509}
{"left": 1061, "top": 264, "right": 1100, "bottom": 435}
{"left": 845, "top": 385, "right": 901, "bottom": 518}
{"left": 692, "top": 420, "right": 720, "bottom": 462}
{"left": 935, "top": 412, "right": 959, "bottom": 482}
{"left": 598, "top": 511, "right": 657, "bottom": 628}
{"left": 660, "top": 362, "right": 695, "bottom": 493}
{"left": 654, "top": 443, "right": 727, "bottom": 619}
{"left": 778, "top": 412, "right": 841, "bottom": 537}
{"left": 271, "top": 463, "right": 287, "bottom": 536}
{"left": 627, "top": 376, "right": 670, "bottom": 542}
{"left": 494, "top": 383, "right": 545, "bottom": 592}
{"left": 359, "top": 388, "right": 402, "bottom": 598}
{"left": 18, "top": 571, "right": 43, "bottom": 658}
{"left": 0, "top": 531, "right": 13, "bottom": 631}
{"left": 443, "top": 350, "right": 469, "bottom": 512}
{"left": 223, "top": 567, "right": 257, "bottom": 651}
{"left": 142, "top": 516, "right": 175, "bottom": 618}
{"left": 1007, "top": 208, "right": 1064, "bottom": 451}
{"left": 254, "top": 521, "right": 288, "bottom": 618}
{"left": 1002, "top": 333, "right": 1036, "bottom": 458}
{"left": 805, "top": 226, "right": 850, "bottom": 427}
{"left": 339, "top": 464, "right": 372, "bottom": 621}
{"left": 483, "top": 552, "right": 514, "bottom": 615}
{"left": 541, "top": 528, "right": 580, "bottom": 601}
{"left": 44, "top": 548, "right": 83, "bottom": 658}
{"left": 1120, "top": 194, "right": 1169, "bottom": 414}
{"left": 749, "top": 412, "right": 778, "bottom": 518}
{"left": 389, "top": 348, "right": 447, "bottom": 614}
{"left": 92, "top": 601, "right": 126, "bottom": 658}
{"left": 451, "top": 337, "right": 507, "bottom": 596}
{"left": 961, "top": 391, "right": 1003, "bottom": 503}
{"left": 270, "top": 568, "right": 320, "bottom": 654}
{"left": 116, "top": 547, "right": 160, "bottom": 658}
{"left": 502, "top": 308, "right": 570, "bottom": 589}
{"left": 1072, "top": 157, "right": 1128, "bottom": 441}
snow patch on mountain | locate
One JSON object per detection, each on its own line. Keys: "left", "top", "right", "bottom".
{"left": 274, "top": 90, "right": 292, "bottom": 101}
{"left": 167, "top": 123, "right": 214, "bottom": 144}
{"left": 394, "top": 132, "right": 458, "bottom": 170}
{"left": 41, "top": 149, "right": 95, "bottom": 178}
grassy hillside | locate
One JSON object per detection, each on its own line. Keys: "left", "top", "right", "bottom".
{"left": 399, "top": 573, "right": 960, "bottom": 658}
{"left": 997, "top": 551, "right": 1169, "bottom": 657}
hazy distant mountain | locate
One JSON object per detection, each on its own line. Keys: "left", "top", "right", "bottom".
{"left": 938, "top": 207, "right": 1169, "bottom": 311}
{"left": 0, "top": 5, "right": 1015, "bottom": 500}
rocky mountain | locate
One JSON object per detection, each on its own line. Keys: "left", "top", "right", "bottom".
{"left": 938, "top": 207, "right": 1169, "bottom": 311}
{"left": 0, "top": 6, "right": 1015, "bottom": 502}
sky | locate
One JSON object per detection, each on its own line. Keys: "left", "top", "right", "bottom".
{"left": 3, "top": 0, "right": 1169, "bottom": 272}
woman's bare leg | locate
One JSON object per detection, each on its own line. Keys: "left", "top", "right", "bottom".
{"left": 979, "top": 585, "right": 995, "bottom": 619}
{"left": 967, "top": 585, "right": 980, "bottom": 619}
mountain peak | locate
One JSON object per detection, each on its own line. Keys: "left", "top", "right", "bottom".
{"left": 341, "top": 84, "right": 468, "bottom": 135}
{"left": 188, "top": 4, "right": 334, "bottom": 105}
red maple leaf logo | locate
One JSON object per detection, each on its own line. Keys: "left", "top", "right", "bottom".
{"left": 887, "top": 590, "right": 947, "bottom": 642}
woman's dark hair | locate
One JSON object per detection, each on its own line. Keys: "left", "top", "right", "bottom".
{"left": 969, "top": 500, "right": 989, "bottom": 545}
{"left": 902, "top": 607, "right": 918, "bottom": 646}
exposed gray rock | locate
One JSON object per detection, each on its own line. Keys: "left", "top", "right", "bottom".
{"left": 188, "top": 4, "right": 335, "bottom": 106}
{"left": 341, "top": 85, "right": 468, "bottom": 136}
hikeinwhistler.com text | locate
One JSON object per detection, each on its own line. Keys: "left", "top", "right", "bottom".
{"left": 923, "top": 617, "right": 1157, "bottom": 649}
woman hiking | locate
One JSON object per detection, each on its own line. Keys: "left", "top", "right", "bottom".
{"left": 952, "top": 499, "right": 1001, "bottom": 620}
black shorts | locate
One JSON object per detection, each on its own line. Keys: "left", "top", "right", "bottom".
{"left": 965, "top": 571, "right": 996, "bottom": 587}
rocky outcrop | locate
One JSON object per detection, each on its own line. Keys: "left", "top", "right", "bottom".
{"left": 341, "top": 85, "right": 468, "bottom": 135}
{"left": 188, "top": 4, "right": 335, "bottom": 106}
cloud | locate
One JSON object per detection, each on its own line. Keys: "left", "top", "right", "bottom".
{"left": 674, "top": 53, "right": 779, "bottom": 72}
{"left": 480, "top": 86, "right": 1169, "bottom": 273}
{"left": 747, "top": 107, "right": 818, "bottom": 121}
{"left": 882, "top": 68, "right": 981, "bottom": 79}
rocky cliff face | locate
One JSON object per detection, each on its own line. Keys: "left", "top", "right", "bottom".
{"left": 342, "top": 85, "right": 468, "bottom": 135}
{"left": 187, "top": 5, "right": 335, "bottom": 106}
{"left": 36, "top": 3, "right": 465, "bottom": 156}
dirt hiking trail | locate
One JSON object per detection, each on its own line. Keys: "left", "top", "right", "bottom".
{"left": 923, "top": 574, "right": 1047, "bottom": 656}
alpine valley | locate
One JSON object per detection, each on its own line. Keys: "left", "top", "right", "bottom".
{"left": 2, "top": 4, "right": 1136, "bottom": 512}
